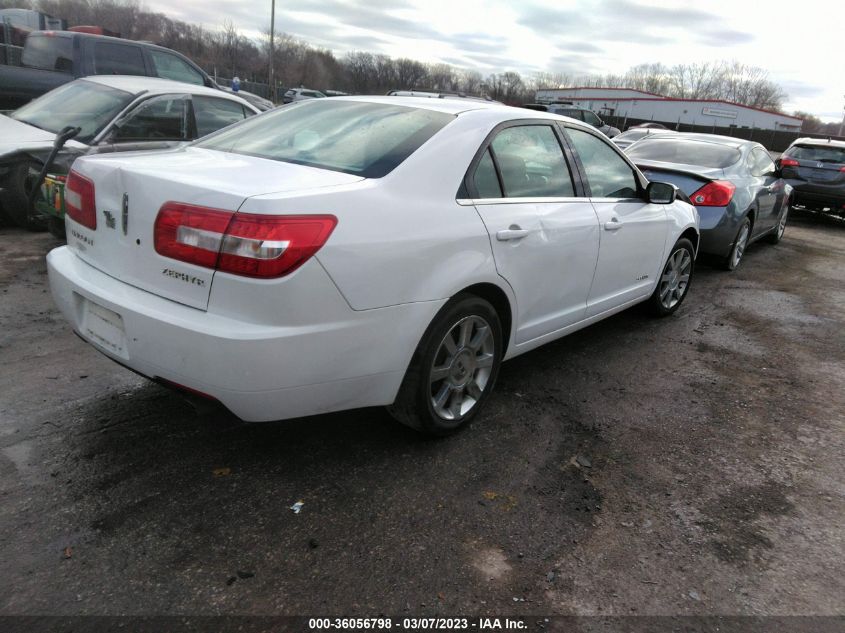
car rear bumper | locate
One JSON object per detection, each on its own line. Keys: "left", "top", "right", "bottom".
{"left": 784, "top": 179, "right": 845, "bottom": 210}
{"left": 695, "top": 206, "right": 735, "bottom": 258}
{"left": 47, "top": 246, "right": 444, "bottom": 422}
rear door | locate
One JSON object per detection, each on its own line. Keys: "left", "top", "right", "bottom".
{"left": 85, "top": 40, "right": 148, "bottom": 77}
{"left": 468, "top": 122, "right": 600, "bottom": 344}
{"left": 561, "top": 125, "right": 669, "bottom": 317}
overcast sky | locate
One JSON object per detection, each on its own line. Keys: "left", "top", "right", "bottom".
{"left": 148, "top": 0, "right": 844, "bottom": 121}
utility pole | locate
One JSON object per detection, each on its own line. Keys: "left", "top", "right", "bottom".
{"left": 269, "top": 0, "right": 276, "bottom": 103}
{"left": 839, "top": 94, "right": 845, "bottom": 138}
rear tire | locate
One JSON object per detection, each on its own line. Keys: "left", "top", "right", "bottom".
{"left": 766, "top": 205, "right": 788, "bottom": 244}
{"left": 48, "top": 216, "right": 66, "bottom": 240}
{"left": 723, "top": 217, "right": 751, "bottom": 271}
{"left": 388, "top": 294, "right": 503, "bottom": 436}
{"left": 648, "top": 237, "right": 695, "bottom": 316}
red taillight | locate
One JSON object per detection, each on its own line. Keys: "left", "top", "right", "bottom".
{"left": 690, "top": 180, "right": 736, "bottom": 207}
{"left": 839, "top": 166, "right": 845, "bottom": 172}
{"left": 780, "top": 158, "right": 799, "bottom": 167}
{"left": 65, "top": 169, "right": 96, "bottom": 230}
{"left": 153, "top": 202, "right": 337, "bottom": 279}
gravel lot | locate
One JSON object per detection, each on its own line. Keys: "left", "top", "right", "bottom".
{"left": 0, "top": 213, "right": 843, "bottom": 623}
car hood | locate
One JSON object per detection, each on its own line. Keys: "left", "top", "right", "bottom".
{"left": 0, "top": 115, "right": 88, "bottom": 159}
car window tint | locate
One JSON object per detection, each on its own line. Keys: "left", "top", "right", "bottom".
{"left": 752, "top": 148, "right": 775, "bottom": 176}
{"left": 566, "top": 127, "right": 639, "bottom": 198}
{"left": 114, "top": 95, "right": 188, "bottom": 141}
{"left": 626, "top": 138, "right": 741, "bottom": 168}
{"left": 149, "top": 50, "right": 205, "bottom": 85}
{"left": 582, "top": 111, "right": 601, "bottom": 127}
{"left": 197, "top": 100, "right": 454, "bottom": 178}
{"left": 93, "top": 42, "right": 146, "bottom": 76}
{"left": 556, "top": 108, "right": 583, "bottom": 121}
{"left": 473, "top": 148, "right": 502, "bottom": 198}
{"left": 193, "top": 96, "right": 248, "bottom": 137}
{"left": 21, "top": 34, "right": 73, "bottom": 71}
{"left": 787, "top": 144, "right": 845, "bottom": 164}
{"left": 490, "top": 125, "right": 575, "bottom": 198}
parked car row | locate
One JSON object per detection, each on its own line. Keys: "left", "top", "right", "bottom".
{"left": 44, "top": 96, "right": 700, "bottom": 434}
{"left": 0, "top": 76, "right": 260, "bottom": 231}
{"left": 624, "top": 132, "right": 791, "bottom": 269}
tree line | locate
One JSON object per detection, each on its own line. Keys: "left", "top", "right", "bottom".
{"left": 4, "top": 0, "right": 829, "bottom": 130}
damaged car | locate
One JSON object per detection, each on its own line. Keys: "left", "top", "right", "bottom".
{"left": 0, "top": 75, "right": 259, "bottom": 233}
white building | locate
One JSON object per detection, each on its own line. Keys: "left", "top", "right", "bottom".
{"left": 535, "top": 87, "right": 802, "bottom": 132}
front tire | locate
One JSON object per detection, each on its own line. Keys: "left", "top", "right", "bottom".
{"left": 3, "top": 162, "right": 46, "bottom": 231}
{"left": 388, "top": 294, "right": 503, "bottom": 436}
{"left": 648, "top": 237, "right": 695, "bottom": 316}
{"left": 723, "top": 217, "right": 751, "bottom": 271}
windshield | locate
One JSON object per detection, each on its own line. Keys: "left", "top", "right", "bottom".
{"left": 12, "top": 80, "right": 134, "bottom": 144}
{"left": 786, "top": 144, "right": 845, "bottom": 164}
{"left": 627, "top": 138, "right": 741, "bottom": 169}
{"left": 197, "top": 100, "right": 455, "bottom": 178}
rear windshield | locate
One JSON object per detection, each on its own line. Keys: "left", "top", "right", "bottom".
{"left": 615, "top": 129, "right": 649, "bottom": 142}
{"left": 786, "top": 144, "right": 845, "bottom": 164}
{"left": 196, "top": 100, "right": 454, "bottom": 177}
{"left": 22, "top": 33, "right": 73, "bottom": 71}
{"left": 12, "top": 80, "right": 133, "bottom": 144}
{"left": 627, "top": 138, "right": 741, "bottom": 168}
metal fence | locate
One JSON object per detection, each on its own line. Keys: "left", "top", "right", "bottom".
{"left": 0, "top": 43, "right": 22, "bottom": 66}
{"left": 604, "top": 115, "right": 845, "bottom": 153}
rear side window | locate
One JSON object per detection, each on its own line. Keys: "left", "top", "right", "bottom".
{"left": 196, "top": 100, "right": 454, "bottom": 178}
{"left": 473, "top": 149, "right": 502, "bottom": 198}
{"left": 626, "top": 138, "right": 741, "bottom": 169}
{"left": 93, "top": 42, "right": 146, "bottom": 76}
{"left": 786, "top": 144, "right": 845, "bottom": 164}
{"left": 490, "top": 125, "right": 575, "bottom": 197}
{"left": 565, "top": 127, "right": 639, "bottom": 198}
{"left": 149, "top": 50, "right": 205, "bottom": 85}
{"left": 750, "top": 148, "right": 775, "bottom": 177}
{"left": 555, "top": 108, "right": 583, "bottom": 120}
{"left": 193, "top": 96, "right": 249, "bottom": 137}
{"left": 21, "top": 34, "right": 73, "bottom": 71}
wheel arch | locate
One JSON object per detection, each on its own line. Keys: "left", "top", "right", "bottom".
{"left": 679, "top": 226, "right": 700, "bottom": 255}
{"left": 459, "top": 282, "right": 514, "bottom": 356}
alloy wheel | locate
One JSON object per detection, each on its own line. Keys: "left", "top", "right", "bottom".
{"left": 429, "top": 315, "right": 495, "bottom": 421}
{"left": 731, "top": 223, "right": 750, "bottom": 268}
{"left": 659, "top": 247, "right": 692, "bottom": 310}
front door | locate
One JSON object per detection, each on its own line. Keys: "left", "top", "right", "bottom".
{"left": 561, "top": 126, "right": 669, "bottom": 317}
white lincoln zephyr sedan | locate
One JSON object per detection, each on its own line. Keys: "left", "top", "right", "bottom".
{"left": 48, "top": 96, "right": 699, "bottom": 435}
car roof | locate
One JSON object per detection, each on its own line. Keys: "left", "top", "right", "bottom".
{"left": 80, "top": 75, "right": 256, "bottom": 109}
{"left": 332, "top": 95, "right": 509, "bottom": 114}
{"left": 790, "top": 137, "right": 845, "bottom": 149}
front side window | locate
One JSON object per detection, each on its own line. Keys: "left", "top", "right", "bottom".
{"left": 192, "top": 96, "right": 248, "bottom": 137}
{"left": 565, "top": 127, "right": 639, "bottom": 198}
{"left": 490, "top": 125, "right": 575, "bottom": 198}
{"left": 93, "top": 42, "right": 146, "bottom": 76}
{"left": 196, "top": 100, "right": 454, "bottom": 178}
{"left": 149, "top": 50, "right": 205, "bottom": 85}
{"left": 21, "top": 34, "right": 73, "bottom": 71}
{"left": 113, "top": 95, "right": 189, "bottom": 141}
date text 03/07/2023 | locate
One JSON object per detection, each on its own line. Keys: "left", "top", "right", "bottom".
{"left": 307, "top": 617, "right": 529, "bottom": 630}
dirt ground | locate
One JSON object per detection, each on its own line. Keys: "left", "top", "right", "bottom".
{"left": 0, "top": 212, "right": 843, "bottom": 625}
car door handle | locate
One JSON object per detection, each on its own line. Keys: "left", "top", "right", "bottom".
{"left": 604, "top": 218, "right": 623, "bottom": 231}
{"left": 496, "top": 227, "right": 530, "bottom": 241}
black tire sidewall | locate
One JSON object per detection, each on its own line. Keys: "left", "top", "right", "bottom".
{"left": 650, "top": 238, "right": 695, "bottom": 316}
{"left": 412, "top": 295, "right": 503, "bottom": 435}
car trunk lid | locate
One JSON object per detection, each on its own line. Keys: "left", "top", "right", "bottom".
{"left": 65, "top": 147, "right": 363, "bottom": 310}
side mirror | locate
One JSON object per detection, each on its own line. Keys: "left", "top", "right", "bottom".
{"left": 647, "top": 181, "right": 677, "bottom": 204}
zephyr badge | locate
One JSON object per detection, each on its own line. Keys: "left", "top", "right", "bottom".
{"left": 121, "top": 193, "right": 129, "bottom": 235}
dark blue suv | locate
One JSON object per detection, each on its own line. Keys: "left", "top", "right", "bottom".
{"left": 779, "top": 138, "right": 845, "bottom": 217}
